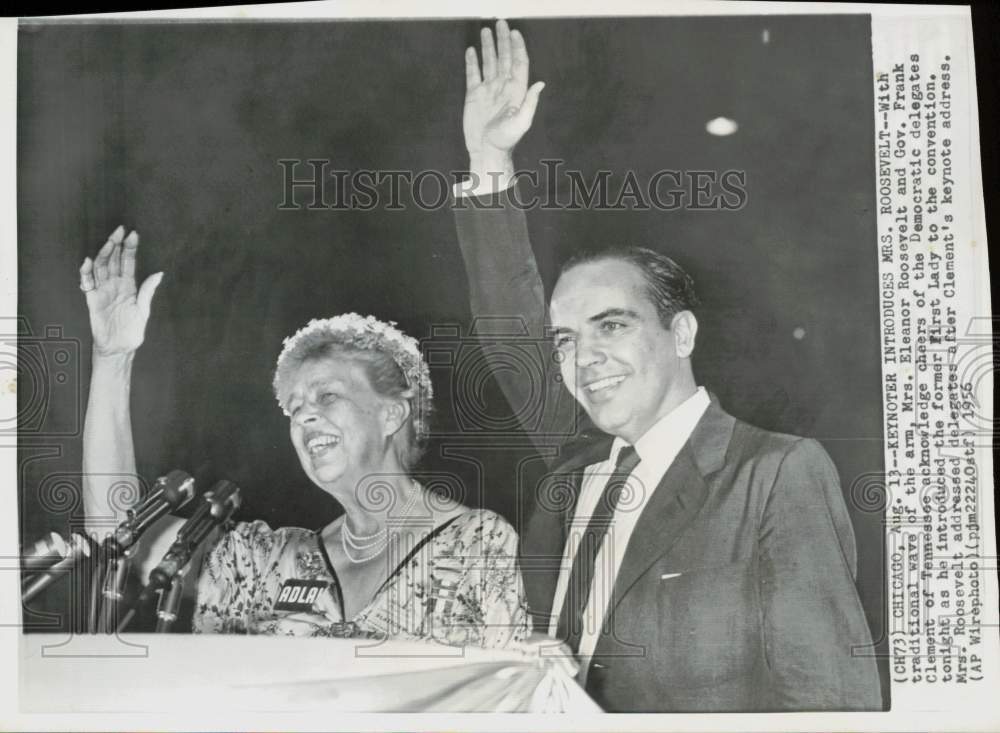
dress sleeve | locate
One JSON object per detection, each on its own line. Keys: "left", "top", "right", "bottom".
{"left": 455, "top": 511, "right": 532, "bottom": 648}
{"left": 191, "top": 520, "right": 277, "bottom": 634}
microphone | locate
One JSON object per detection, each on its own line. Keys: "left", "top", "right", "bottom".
{"left": 86, "top": 471, "right": 193, "bottom": 634}
{"left": 109, "top": 470, "right": 196, "bottom": 553}
{"left": 142, "top": 480, "right": 241, "bottom": 599}
{"left": 21, "top": 531, "right": 70, "bottom": 574}
{"left": 21, "top": 533, "right": 92, "bottom": 604}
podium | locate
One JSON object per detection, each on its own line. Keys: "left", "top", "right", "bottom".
{"left": 19, "top": 633, "right": 599, "bottom": 713}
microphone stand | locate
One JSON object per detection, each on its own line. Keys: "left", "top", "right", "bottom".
{"left": 87, "top": 540, "right": 105, "bottom": 634}
{"left": 125, "top": 480, "right": 241, "bottom": 632}
{"left": 99, "top": 548, "right": 135, "bottom": 634}
{"left": 91, "top": 470, "right": 196, "bottom": 634}
{"left": 154, "top": 568, "right": 188, "bottom": 633}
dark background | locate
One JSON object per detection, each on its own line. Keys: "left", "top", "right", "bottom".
{"left": 16, "top": 15, "right": 888, "bottom": 701}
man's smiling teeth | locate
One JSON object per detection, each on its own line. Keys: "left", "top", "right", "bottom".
{"left": 306, "top": 435, "right": 340, "bottom": 454}
{"left": 586, "top": 375, "right": 626, "bottom": 393}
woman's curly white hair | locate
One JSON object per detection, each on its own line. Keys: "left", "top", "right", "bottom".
{"left": 273, "top": 313, "right": 433, "bottom": 470}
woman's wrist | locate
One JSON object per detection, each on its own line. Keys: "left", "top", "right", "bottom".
{"left": 91, "top": 348, "right": 136, "bottom": 376}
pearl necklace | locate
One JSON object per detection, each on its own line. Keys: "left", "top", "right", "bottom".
{"left": 341, "top": 486, "right": 420, "bottom": 564}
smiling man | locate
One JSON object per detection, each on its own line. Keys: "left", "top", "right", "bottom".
{"left": 450, "top": 21, "right": 882, "bottom": 712}
{"left": 549, "top": 250, "right": 700, "bottom": 444}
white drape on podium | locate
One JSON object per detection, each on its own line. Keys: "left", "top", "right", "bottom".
{"left": 20, "top": 633, "right": 599, "bottom": 713}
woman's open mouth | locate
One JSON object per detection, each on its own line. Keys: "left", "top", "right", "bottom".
{"left": 306, "top": 434, "right": 341, "bottom": 456}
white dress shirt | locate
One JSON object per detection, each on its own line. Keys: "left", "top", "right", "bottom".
{"left": 548, "top": 387, "right": 711, "bottom": 665}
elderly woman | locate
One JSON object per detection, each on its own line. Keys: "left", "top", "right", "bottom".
{"left": 78, "top": 226, "right": 529, "bottom": 647}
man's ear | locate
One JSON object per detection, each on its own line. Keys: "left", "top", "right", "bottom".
{"left": 671, "top": 311, "right": 698, "bottom": 358}
{"left": 381, "top": 398, "right": 412, "bottom": 439}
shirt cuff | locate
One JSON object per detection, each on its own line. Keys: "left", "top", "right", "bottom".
{"left": 452, "top": 172, "right": 516, "bottom": 199}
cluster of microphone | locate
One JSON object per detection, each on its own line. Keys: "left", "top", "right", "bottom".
{"left": 20, "top": 470, "right": 242, "bottom": 632}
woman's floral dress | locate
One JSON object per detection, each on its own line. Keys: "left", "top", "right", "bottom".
{"left": 192, "top": 509, "right": 530, "bottom": 648}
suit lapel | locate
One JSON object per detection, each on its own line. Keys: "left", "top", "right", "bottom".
{"left": 609, "top": 445, "right": 709, "bottom": 604}
{"left": 609, "top": 398, "right": 737, "bottom": 607}
{"left": 523, "top": 435, "right": 612, "bottom": 622}
{"left": 522, "top": 481, "right": 567, "bottom": 621}
{"left": 526, "top": 399, "right": 738, "bottom": 621}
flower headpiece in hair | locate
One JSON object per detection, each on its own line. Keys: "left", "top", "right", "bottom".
{"left": 273, "top": 313, "right": 433, "bottom": 439}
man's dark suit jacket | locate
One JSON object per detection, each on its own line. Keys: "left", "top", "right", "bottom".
{"left": 453, "top": 189, "right": 883, "bottom": 712}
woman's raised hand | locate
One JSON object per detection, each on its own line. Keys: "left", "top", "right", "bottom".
{"left": 79, "top": 225, "right": 163, "bottom": 357}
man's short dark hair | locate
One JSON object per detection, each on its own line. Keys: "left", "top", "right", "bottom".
{"left": 559, "top": 245, "right": 700, "bottom": 330}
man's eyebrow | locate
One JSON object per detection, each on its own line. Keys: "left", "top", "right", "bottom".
{"left": 588, "top": 307, "right": 641, "bottom": 323}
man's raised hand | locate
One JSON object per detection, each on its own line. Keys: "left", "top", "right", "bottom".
{"left": 79, "top": 225, "right": 163, "bottom": 357}
{"left": 463, "top": 20, "right": 544, "bottom": 173}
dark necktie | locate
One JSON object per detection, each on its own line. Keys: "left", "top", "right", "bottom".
{"left": 557, "top": 445, "right": 641, "bottom": 654}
